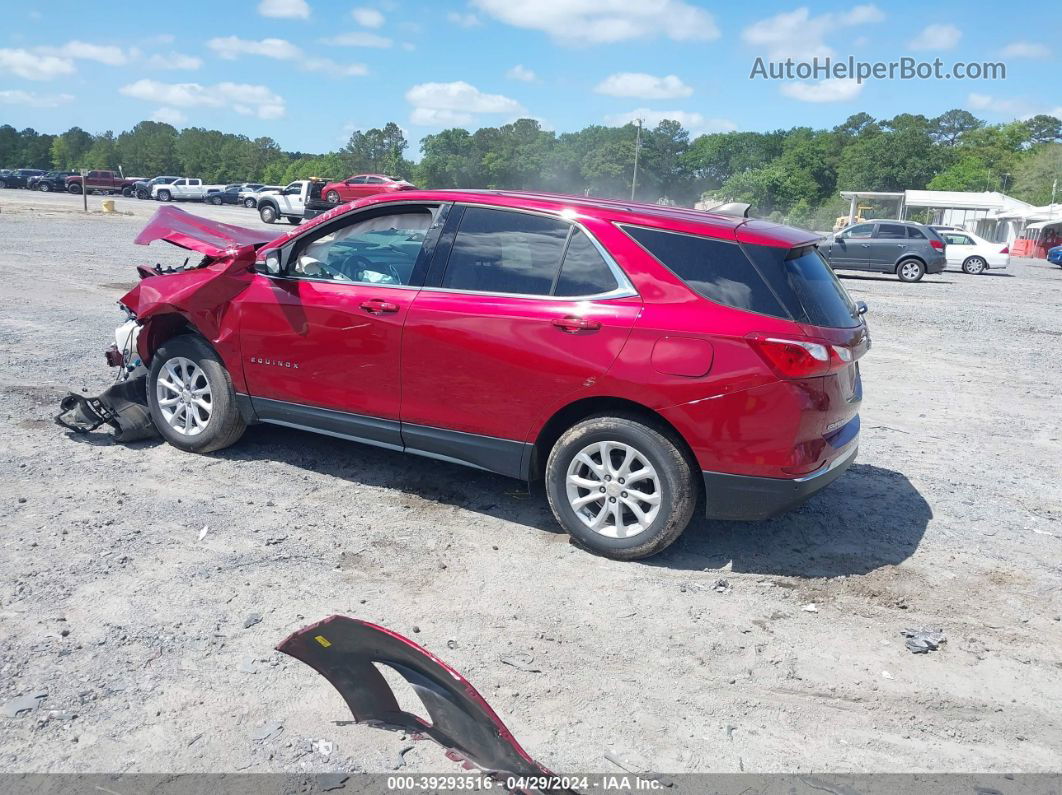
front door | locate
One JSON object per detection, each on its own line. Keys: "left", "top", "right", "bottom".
{"left": 828, "top": 223, "right": 873, "bottom": 269}
{"left": 400, "top": 205, "right": 641, "bottom": 476}
{"left": 236, "top": 204, "right": 440, "bottom": 444}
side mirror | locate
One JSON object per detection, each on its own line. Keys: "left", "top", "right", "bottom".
{"left": 256, "top": 251, "right": 283, "bottom": 276}
{"left": 856, "top": 300, "right": 868, "bottom": 316}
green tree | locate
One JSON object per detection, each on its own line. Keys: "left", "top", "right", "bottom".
{"left": 1023, "top": 115, "right": 1062, "bottom": 146}
{"left": 927, "top": 156, "right": 997, "bottom": 191}
{"left": 85, "top": 131, "right": 118, "bottom": 170}
{"left": 1012, "top": 143, "right": 1062, "bottom": 204}
{"left": 930, "top": 109, "right": 983, "bottom": 146}
{"left": 50, "top": 127, "right": 94, "bottom": 169}
{"left": 115, "top": 121, "right": 179, "bottom": 175}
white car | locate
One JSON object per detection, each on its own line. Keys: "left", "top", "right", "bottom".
{"left": 151, "top": 178, "right": 225, "bottom": 202}
{"left": 938, "top": 229, "right": 1010, "bottom": 274}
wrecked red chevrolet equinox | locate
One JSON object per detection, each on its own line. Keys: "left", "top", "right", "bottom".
{"left": 112, "top": 191, "right": 868, "bottom": 560}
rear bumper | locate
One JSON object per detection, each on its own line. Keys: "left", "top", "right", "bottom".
{"left": 925, "top": 255, "right": 946, "bottom": 274}
{"left": 703, "top": 442, "right": 858, "bottom": 521}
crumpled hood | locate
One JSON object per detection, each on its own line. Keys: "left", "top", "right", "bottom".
{"left": 134, "top": 205, "right": 275, "bottom": 257}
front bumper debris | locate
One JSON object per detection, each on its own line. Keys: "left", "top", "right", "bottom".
{"left": 55, "top": 369, "right": 157, "bottom": 443}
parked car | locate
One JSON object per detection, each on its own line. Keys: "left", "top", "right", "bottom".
{"left": 66, "top": 170, "right": 140, "bottom": 196}
{"left": 0, "top": 168, "right": 45, "bottom": 188}
{"left": 239, "top": 185, "right": 280, "bottom": 208}
{"left": 151, "top": 178, "right": 224, "bottom": 202}
{"left": 27, "top": 171, "right": 78, "bottom": 191}
{"left": 1047, "top": 245, "right": 1062, "bottom": 267}
{"left": 110, "top": 191, "right": 868, "bottom": 560}
{"left": 206, "top": 183, "right": 263, "bottom": 205}
{"left": 133, "top": 176, "right": 179, "bottom": 200}
{"left": 256, "top": 179, "right": 331, "bottom": 223}
{"left": 819, "top": 220, "right": 947, "bottom": 282}
{"left": 320, "top": 174, "right": 416, "bottom": 205}
{"left": 937, "top": 229, "right": 1010, "bottom": 274}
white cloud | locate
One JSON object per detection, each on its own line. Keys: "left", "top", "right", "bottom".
{"left": 0, "top": 48, "right": 75, "bottom": 80}
{"left": 604, "top": 108, "right": 737, "bottom": 134}
{"left": 743, "top": 5, "right": 884, "bottom": 60}
{"left": 207, "top": 36, "right": 302, "bottom": 60}
{"left": 967, "top": 93, "right": 1062, "bottom": 120}
{"left": 506, "top": 64, "right": 536, "bottom": 82}
{"left": 780, "top": 78, "right": 863, "bottom": 103}
{"left": 150, "top": 107, "right": 187, "bottom": 125}
{"left": 147, "top": 52, "right": 203, "bottom": 70}
{"left": 36, "top": 40, "right": 129, "bottom": 65}
{"left": 352, "top": 7, "right": 385, "bottom": 28}
{"left": 303, "top": 58, "right": 369, "bottom": 76}
{"left": 320, "top": 31, "right": 393, "bottom": 47}
{"left": 120, "top": 79, "right": 287, "bottom": 120}
{"left": 595, "top": 72, "right": 692, "bottom": 99}
{"left": 0, "top": 89, "right": 74, "bottom": 108}
{"left": 1000, "top": 41, "right": 1050, "bottom": 59}
{"left": 471, "top": 0, "right": 719, "bottom": 44}
{"left": 448, "top": 11, "right": 481, "bottom": 27}
{"left": 258, "top": 0, "right": 310, "bottom": 19}
{"left": 406, "top": 80, "right": 525, "bottom": 126}
{"left": 908, "top": 23, "right": 961, "bottom": 51}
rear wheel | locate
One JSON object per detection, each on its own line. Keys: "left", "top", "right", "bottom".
{"left": 897, "top": 258, "right": 925, "bottom": 282}
{"left": 136, "top": 189, "right": 148, "bottom": 199}
{"left": 121, "top": 187, "right": 133, "bottom": 197}
{"left": 259, "top": 204, "right": 277, "bottom": 223}
{"left": 68, "top": 183, "right": 82, "bottom": 194}
{"left": 209, "top": 195, "right": 222, "bottom": 205}
{"left": 962, "top": 256, "right": 987, "bottom": 274}
{"left": 148, "top": 335, "right": 246, "bottom": 454}
{"left": 286, "top": 216, "right": 300, "bottom": 225}
{"left": 326, "top": 190, "right": 341, "bottom": 204}
{"left": 39, "top": 182, "right": 51, "bottom": 192}
{"left": 545, "top": 415, "right": 697, "bottom": 560}
{"left": 243, "top": 197, "right": 256, "bottom": 208}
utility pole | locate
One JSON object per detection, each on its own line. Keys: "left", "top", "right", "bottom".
{"left": 630, "top": 118, "right": 643, "bottom": 201}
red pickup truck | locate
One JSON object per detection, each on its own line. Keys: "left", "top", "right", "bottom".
{"left": 66, "top": 170, "right": 141, "bottom": 196}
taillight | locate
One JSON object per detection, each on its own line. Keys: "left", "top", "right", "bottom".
{"left": 930, "top": 239, "right": 945, "bottom": 251}
{"left": 747, "top": 331, "right": 853, "bottom": 377}
{"left": 1000, "top": 245, "right": 1009, "bottom": 254}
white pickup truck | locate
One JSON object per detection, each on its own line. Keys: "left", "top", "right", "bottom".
{"left": 151, "top": 178, "right": 225, "bottom": 202}
{"left": 255, "top": 179, "right": 331, "bottom": 224}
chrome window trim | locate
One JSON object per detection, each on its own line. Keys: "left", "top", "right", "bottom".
{"left": 420, "top": 201, "right": 639, "bottom": 302}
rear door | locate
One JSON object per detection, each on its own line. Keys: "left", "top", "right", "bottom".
{"left": 400, "top": 205, "right": 641, "bottom": 476}
{"left": 866, "top": 222, "right": 910, "bottom": 270}
{"left": 237, "top": 204, "right": 441, "bottom": 444}
{"left": 941, "top": 231, "right": 974, "bottom": 265}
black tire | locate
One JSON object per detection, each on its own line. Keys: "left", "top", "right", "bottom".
{"left": 68, "top": 183, "right": 82, "bottom": 194}
{"left": 545, "top": 414, "right": 697, "bottom": 560}
{"left": 896, "top": 258, "right": 925, "bottom": 283}
{"left": 136, "top": 189, "right": 148, "bottom": 200}
{"left": 259, "top": 204, "right": 277, "bottom": 223}
{"left": 209, "top": 195, "right": 222, "bottom": 205}
{"left": 326, "top": 190, "right": 340, "bottom": 204}
{"left": 39, "top": 182, "right": 51, "bottom": 192}
{"left": 962, "top": 256, "right": 987, "bottom": 275}
{"left": 157, "top": 189, "right": 171, "bottom": 202}
{"left": 285, "top": 216, "right": 300, "bottom": 225}
{"left": 121, "top": 187, "right": 133, "bottom": 197}
{"left": 147, "top": 335, "right": 246, "bottom": 454}
{"left": 243, "top": 197, "right": 256, "bottom": 208}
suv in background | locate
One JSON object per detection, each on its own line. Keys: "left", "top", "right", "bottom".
{"left": 114, "top": 191, "right": 868, "bottom": 560}
{"left": 27, "top": 171, "right": 78, "bottom": 191}
{"left": 0, "top": 168, "right": 45, "bottom": 189}
{"left": 819, "top": 220, "right": 946, "bottom": 282}
{"left": 133, "top": 176, "right": 179, "bottom": 200}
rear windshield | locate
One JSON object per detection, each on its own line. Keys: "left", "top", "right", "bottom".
{"left": 622, "top": 225, "right": 860, "bottom": 329}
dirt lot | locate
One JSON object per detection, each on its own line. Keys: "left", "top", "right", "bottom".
{"left": 0, "top": 190, "right": 1060, "bottom": 775}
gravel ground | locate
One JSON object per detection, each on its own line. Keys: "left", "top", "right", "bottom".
{"left": 1, "top": 190, "right": 1060, "bottom": 775}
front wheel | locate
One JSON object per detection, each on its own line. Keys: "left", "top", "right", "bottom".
{"left": 259, "top": 204, "right": 277, "bottom": 223}
{"left": 243, "top": 198, "right": 256, "bottom": 208}
{"left": 545, "top": 415, "right": 697, "bottom": 560}
{"left": 39, "top": 182, "right": 51, "bottom": 192}
{"left": 897, "top": 258, "right": 925, "bottom": 282}
{"left": 157, "top": 190, "right": 171, "bottom": 202}
{"left": 136, "top": 189, "right": 148, "bottom": 199}
{"left": 285, "top": 216, "right": 300, "bottom": 225}
{"left": 962, "top": 256, "right": 987, "bottom": 275}
{"left": 122, "top": 187, "right": 133, "bottom": 197}
{"left": 326, "top": 190, "right": 341, "bottom": 204}
{"left": 209, "top": 195, "right": 222, "bottom": 205}
{"left": 148, "top": 335, "right": 246, "bottom": 454}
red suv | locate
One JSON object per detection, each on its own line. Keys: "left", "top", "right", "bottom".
{"left": 115, "top": 191, "right": 868, "bottom": 560}
{"left": 320, "top": 174, "right": 415, "bottom": 204}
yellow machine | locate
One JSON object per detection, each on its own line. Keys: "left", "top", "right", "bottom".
{"left": 834, "top": 204, "right": 873, "bottom": 232}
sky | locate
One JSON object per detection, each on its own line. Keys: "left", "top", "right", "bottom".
{"left": 0, "top": 0, "right": 1058, "bottom": 157}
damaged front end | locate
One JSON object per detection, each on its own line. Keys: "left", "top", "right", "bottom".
{"left": 57, "top": 205, "right": 274, "bottom": 442}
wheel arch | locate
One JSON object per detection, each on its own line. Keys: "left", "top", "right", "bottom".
{"left": 527, "top": 396, "right": 697, "bottom": 484}
{"left": 138, "top": 313, "right": 213, "bottom": 366}
{"left": 894, "top": 254, "right": 926, "bottom": 271}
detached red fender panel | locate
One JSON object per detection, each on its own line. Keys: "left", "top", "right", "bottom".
{"left": 134, "top": 204, "right": 274, "bottom": 256}
{"left": 277, "top": 616, "right": 574, "bottom": 791}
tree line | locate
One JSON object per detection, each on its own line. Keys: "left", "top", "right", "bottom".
{"left": 1, "top": 109, "right": 1059, "bottom": 228}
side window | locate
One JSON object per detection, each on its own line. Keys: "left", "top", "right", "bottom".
{"left": 174, "top": 179, "right": 186, "bottom": 186}
{"left": 291, "top": 209, "right": 436, "bottom": 285}
{"left": 367, "top": 176, "right": 385, "bottom": 184}
{"left": 88, "top": 171, "right": 101, "bottom": 178}
{"left": 441, "top": 207, "right": 570, "bottom": 296}
{"left": 906, "top": 226, "right": 926, "bottom": 239}
{"left": 840, "top": 224, "right": 873, "bottom": 239}
{"left": 554, "top": 229, "right": 618, "bottom": 296}
{"left": 876, "top": 223, "right": 907, "bottom": 239}
{"left": 350, "top": 176, "right": 367, "bottom": 184}
{"left": 947, "top": 233, "right": 972, "bottom": 245}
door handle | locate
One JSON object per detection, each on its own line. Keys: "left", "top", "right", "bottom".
{"left": 861, "top": 243, "right": 870, "bottom": 247}
{"left": 359, "top": 299, "right": 399, "bottom": 314}
{"left": 552, "top": 316, "right": 601, "bottom": 333}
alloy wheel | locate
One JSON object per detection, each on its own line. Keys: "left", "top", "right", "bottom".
{"left": 156, "top": 357, "right": 212, "bottom": 436}
{"left": 565, "top": 441, "right": 661, "bottom": 539}
{"left": 964, "top": 257, "right": 986, "bottom": 274}
{"left": 900, "top": 262, "right": 922, "bottom": 280}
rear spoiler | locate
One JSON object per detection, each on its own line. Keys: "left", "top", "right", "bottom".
{"left": 700, "top": 201, "right": 751, "bottom": 218}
